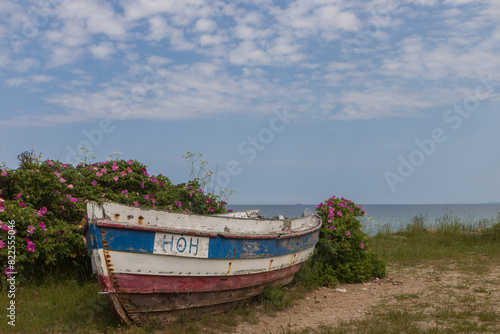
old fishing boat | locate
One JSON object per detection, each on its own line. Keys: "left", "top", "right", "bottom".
{"left": 85, "top": 201, "right": 322, "bottom": 324}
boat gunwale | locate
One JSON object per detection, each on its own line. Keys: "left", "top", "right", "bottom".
{"left": 87, "top": 201, "right": 322, "bottom": 239}
{"left": 92, "top": 218, "right": 321, "bottom": 239}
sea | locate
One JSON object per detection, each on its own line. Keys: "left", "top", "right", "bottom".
{"left": 227, "top": 203, "right": 500, "bottom": 236}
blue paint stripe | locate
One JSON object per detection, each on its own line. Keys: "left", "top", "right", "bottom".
{"left": 101, "top": 227, "right": 155, "bottom": 254}
{"left": 86, "top": 224, "right": 103, "bottom": 254}
{"left": 208, "top": 233, "right": 318, "bottom": 259}
{"left": 98, "top": 227, "right": 319, "bottom": 259}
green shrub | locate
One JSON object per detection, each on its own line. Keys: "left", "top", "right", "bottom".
{"left": 0, "top": 158, "right": 228, "bottom": 281}
{"left": 260, "top": 285, "right": 287, "bottom": 312}
{"left": 311, "top": 195, "right": 386, "bottom": 285}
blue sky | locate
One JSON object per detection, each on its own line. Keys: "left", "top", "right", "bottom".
{"left": 1, "top": 0, "right": 499, "bottom": 205}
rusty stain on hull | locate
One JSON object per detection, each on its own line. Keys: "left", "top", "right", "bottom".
{"left": 281, "top": 220, "right": 291, "bottom": 231}
{"left": 138, "top": 215, "right": 144, "bottom": 225}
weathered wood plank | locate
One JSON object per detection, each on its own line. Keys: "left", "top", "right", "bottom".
{"left": 119, "top": 275, "right": 295, "bottom": 314}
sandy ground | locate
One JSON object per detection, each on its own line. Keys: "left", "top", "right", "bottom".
{"left": 225, "top": 263, "right": 500, "bottom": 333}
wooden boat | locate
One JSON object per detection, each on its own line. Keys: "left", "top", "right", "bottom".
{"left": 85, "top": 201, "right": 322, "bottom": 324}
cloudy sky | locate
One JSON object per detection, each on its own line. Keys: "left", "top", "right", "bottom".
{"left": 1, "top": 0, "right": 499, "bottom": 204}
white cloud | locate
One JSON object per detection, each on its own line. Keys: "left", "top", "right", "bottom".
{"left": 232, "top": 24, "right": 272, "bottom": 40}
{"left": 147, "top": 15, "right": 195, "bottom": 50}
{"left": 268, "top": 36, "right": 300, "bottom": 56}
{"left": 33, "top": 61, "right": 293, "bottom": 124}
{"left": 229, "top": 40, "right": 272, "bottom": 66}
{"left": 89, "top": 42, "right": 115, "bottom": 60}
{"left": 334, "top": 88, "right": 435, "bottom": 120}
{"left": 408, "top": 0, "right": 440, "bottom": 6}
{"left": 194, "top": 19, "right": 217, "bottom": 32}
{"left": 121, "top": 0, "right": 215, "bottom": 25}
{"left": 273, "top": 1, "right": 361, "bottom": 38}
{"left": 147, "top": 15, "right": 169, "bottom": 41}
{"left": 5, "top": 77, "right": 28, "bottom": 87}
{"left": 47, "top": 46, "right": 84, "bottom": 67}
{"left": 5, "top": 74, "right": 55, "bottom": 87}
{"left": 11, "top": 58, "right": 39, "bottom": 72}
{"left": 443, "top": 0, "right": 476, "bottom": 5}
{"left": 146, "top": 56, "right": 171, "bottom": 66}
{"left": 32, "top": 75, "right": 55, "bottom": 83}
{"left": 57, "top": 0, "right": 127, "bottom": 39}
{"left": 45, "top": 21, "right": 90, "bottom": 47}
{"left": 198, "top": 33, "right": 226, "bottom": 46}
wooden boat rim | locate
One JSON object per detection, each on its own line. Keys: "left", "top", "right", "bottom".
{"left": 87, "top": 201, "right": 322, "bottom": 239}
{"left": 93, "top": 220, "right": 319, "bottom": 239}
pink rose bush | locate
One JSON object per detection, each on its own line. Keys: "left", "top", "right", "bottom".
{"left": 311, "top": 195, "right": 386, "bottom": 285}
{"left": 0, "top": 157, "right": 227, "bottom": 281}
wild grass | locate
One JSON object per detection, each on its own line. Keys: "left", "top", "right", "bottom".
{"left": 369, "top": 214, "right": 500, "bottom": 265}
{"left": 273, "top": 214, "right": 500, "bottom": 334}
{"left": 0, "top": 276, "right": 120, "bottom": 333}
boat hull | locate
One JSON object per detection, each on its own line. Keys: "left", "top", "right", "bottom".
{"left": 86, "top": 202, "right": 321, "bottom": 324}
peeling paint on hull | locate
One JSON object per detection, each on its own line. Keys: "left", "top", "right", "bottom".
{"left": 86, "top": 202, "right": 321, "bottom": 325}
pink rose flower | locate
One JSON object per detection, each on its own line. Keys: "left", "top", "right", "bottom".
{"left": 26, "top": 240, "right": 36, "bottom": 252}
{"left": 5, "top": 267, "right": 15, "bottom": 277}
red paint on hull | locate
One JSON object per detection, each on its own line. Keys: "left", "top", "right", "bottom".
{"left": 112, "top": 263, "right": 303, "bottom": 294}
